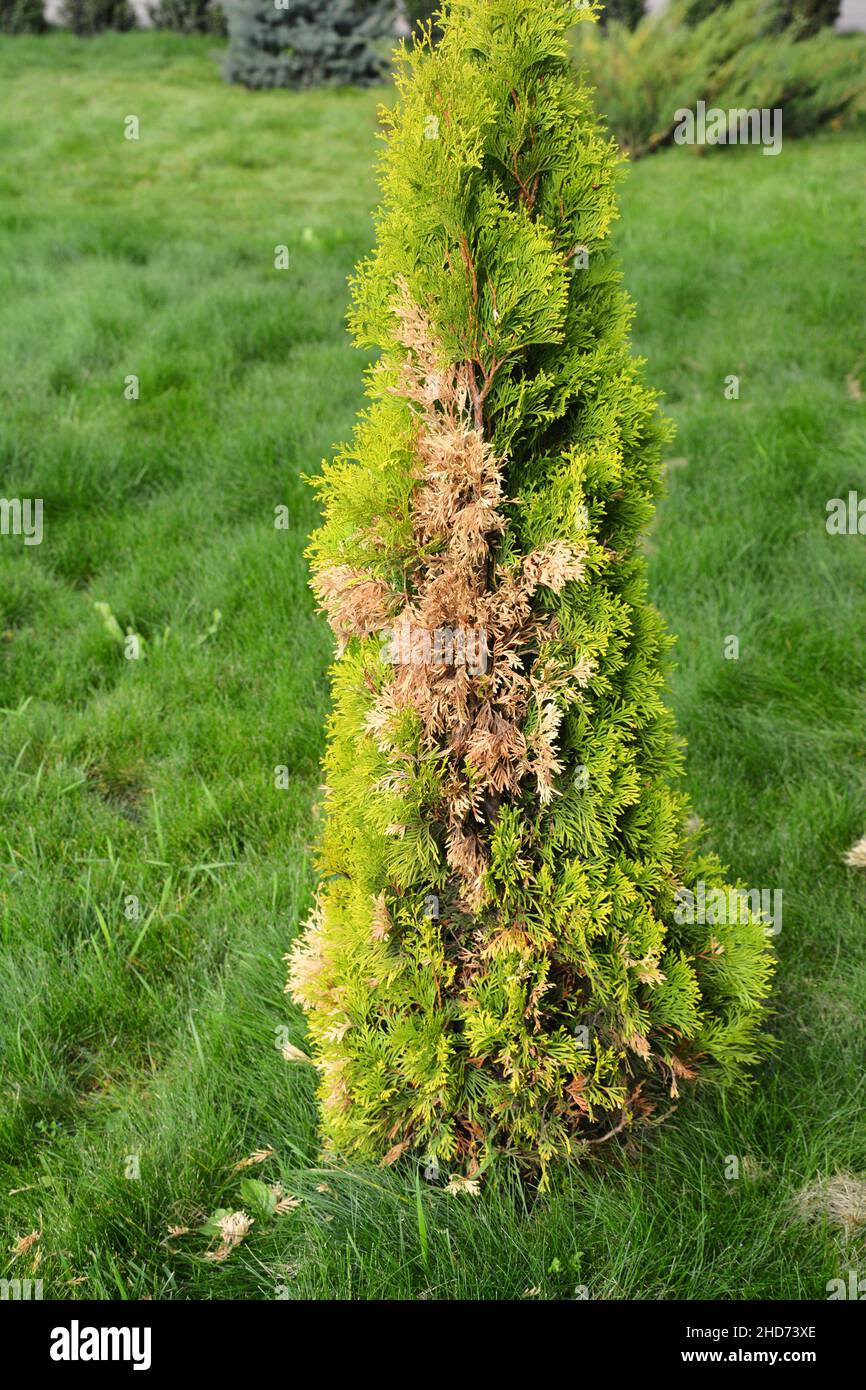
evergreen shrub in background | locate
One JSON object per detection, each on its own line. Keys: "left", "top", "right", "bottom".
{"left": 599, "top": 0, "right": 646, "bottom": 30}
{"left": 0, "top": 0, "right": 46, "bottom": 32}
{"left": 779, "top": 0, "right": 841, "bottom": 33}
{"left": 224, "top": 0, "right": 394, "bottom": 90}
{"left": 61, "top": 0, "right": 136, "bottom": 33}
{"left": 150, "top": 0, "right": 227, "bottom": 37}
{"left": 405, "top": 0, "right": 444, "bottom": 41}
{"left": 685, "top": 0, "right": 840, "bottom": 31}
{"left": 289, "top": 0, "right": 776, "bottom": 1183}
{"left": 575, "top": 0, "right": 866, "bottom": 159}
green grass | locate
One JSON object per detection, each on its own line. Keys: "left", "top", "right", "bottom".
{"left": 1, "top": 32, "right": 865, "bottom": 1301}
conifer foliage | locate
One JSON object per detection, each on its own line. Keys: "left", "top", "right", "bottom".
{"left": 289, "top": 0, "right": 775, "bottom": 1181}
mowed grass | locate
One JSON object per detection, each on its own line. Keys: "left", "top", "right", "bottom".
{"left": 1, "top": 32, "right": 865, "bottom": 1301}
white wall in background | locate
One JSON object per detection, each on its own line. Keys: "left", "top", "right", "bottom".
{"left": 837, "top": 0, "right": 866, "bottom": 29}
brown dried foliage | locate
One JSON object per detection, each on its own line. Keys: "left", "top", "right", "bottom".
{"left": 312, "top": 280, "right": 589, "bottom": 911}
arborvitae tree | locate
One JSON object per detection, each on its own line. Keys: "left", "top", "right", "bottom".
{"left": 224, "top": 0, "right": 394, "bottom": 90}
{"left": 0, "top": 0, "right": 46, "bottom": 33}
{"left": 289, "top": 0, "right": 775, "bottom": 1183}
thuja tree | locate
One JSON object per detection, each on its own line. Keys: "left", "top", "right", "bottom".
{"left": 289, "top": 0, "right": 775, "bottom": 1182}
{"left": 224, "top": 0, "right": 393, "bottom": 90}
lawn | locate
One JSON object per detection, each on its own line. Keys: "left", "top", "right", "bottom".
{"left": 1, "top": 31, "right": 865, "bottom": 1301}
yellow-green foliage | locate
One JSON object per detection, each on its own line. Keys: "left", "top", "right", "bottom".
{"left": 290, "top": 0, "right": 775, "bottom": 1182}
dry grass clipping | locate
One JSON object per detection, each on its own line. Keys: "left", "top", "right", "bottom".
{"left": 843, "top": 834, "right": 866, "bottom": 868}
{"left": 792, "top": 1173, "right": 866, "bottom": 1236}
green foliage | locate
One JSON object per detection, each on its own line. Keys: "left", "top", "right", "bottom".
{"left": 224, "top": 0, "right": 394, "bottom": 89}
{"left": 149, "top": 0, "right": 227, "bottom": 36}
{"left": 574, "top": 0, "right": 866, "bottom": 159}
{"left": 0, "top": 0, "right": 45, "bottom": 33}
{"left": 294, "top": 0, "right": 775, "bottom": 1184}
{"left": 62, "top": 0, "right": 136, "bottom": 33}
